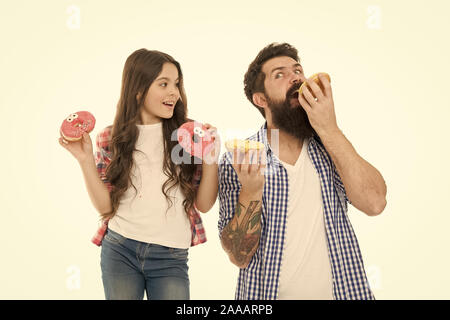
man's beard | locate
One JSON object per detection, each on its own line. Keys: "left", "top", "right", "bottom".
{"left": 267, "top": 82, "right": 316, "bottom": 141}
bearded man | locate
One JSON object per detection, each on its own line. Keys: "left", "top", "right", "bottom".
{"left": 218, "top": 43, "right": 387, "bottom": 300}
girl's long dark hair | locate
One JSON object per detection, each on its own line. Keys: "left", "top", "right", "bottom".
{"left": 102, "top": 49, "right": 197, "bottom": 221}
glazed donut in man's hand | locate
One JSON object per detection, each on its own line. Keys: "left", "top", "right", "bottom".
{"left": 298, "top": 72, "right": 331, "bottom": 99}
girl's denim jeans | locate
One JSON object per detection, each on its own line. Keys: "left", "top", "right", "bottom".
{"left": 100, "top": 228, "right": 190, "bottom": 300}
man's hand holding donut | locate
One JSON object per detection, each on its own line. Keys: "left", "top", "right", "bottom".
{"left": 297, "top": 74, "right": 340, "bottom": 139}
{"left": 231, "top": 147, "right": 266, "bottom": 195}
{"left": 298, "top": 73, "right": 387, "bottom": 216}
{"left": 221, "top": 146, "right": 266, "bottom": 268}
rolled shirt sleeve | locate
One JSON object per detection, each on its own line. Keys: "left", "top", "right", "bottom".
{"left": 94, "top": 126, "right": 113, "bottom": 193}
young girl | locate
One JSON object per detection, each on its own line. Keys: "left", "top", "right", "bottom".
{"left": 59, "top": 49, "right": 220, "bottom": 300}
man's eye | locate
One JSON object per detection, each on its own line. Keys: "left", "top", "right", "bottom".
{"left": 294, "top": 69, "right": 302, "bottom": 74}
{"left": 275, "top": 73, "right": 283, "bottom": 79}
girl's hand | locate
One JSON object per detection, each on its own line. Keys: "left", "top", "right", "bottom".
{"left": 59, "top": 132, "right": 94, "bottom": 164}
{"left": 203, "top": 123, "right": 221, "bottom": 165}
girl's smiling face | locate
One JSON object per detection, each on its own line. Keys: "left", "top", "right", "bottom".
{"left": 139, "top": 62, "right": 181, "bottom": 124}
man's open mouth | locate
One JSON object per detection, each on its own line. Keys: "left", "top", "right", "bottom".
{"left": 287, "top": 83, "right": 302, "bottom": 106}
{"left": 288, "top": 82, "right": 302, "bottom": 99}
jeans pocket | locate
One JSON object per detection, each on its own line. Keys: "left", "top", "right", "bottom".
{"left": 104, "top": 229, "right": 126, "bottom": 245}
{"left": 169, "top": 247, "right": 189, "bottom": 260}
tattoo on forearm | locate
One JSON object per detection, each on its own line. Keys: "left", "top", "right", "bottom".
{"left": 222, "top": 200, "right": 262, "bottom": 266}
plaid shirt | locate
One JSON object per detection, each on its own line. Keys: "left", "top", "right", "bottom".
{"left": 218, "top": 122, "right": 374, "bottom": 300}
{"left": 91, "top": 125, "right": 207, "bottom": 247}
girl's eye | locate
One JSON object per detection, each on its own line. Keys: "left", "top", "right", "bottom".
{"left": 161, "top": 83, "right": 167, "bottom": 87}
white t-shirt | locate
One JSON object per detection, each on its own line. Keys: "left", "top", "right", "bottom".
{"left": 277, "top": 138, "right": 334, "bottom": 300}
{"left": 108, "top": 122, "right": 192, "bottom": 249}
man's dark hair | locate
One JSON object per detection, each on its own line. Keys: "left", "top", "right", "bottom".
{"left": 244, "top": 43, "right": 300, "bottom": 118}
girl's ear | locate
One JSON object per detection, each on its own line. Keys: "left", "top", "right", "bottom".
{"left": 136, "top": 92, "right": 142, "bottom": 104}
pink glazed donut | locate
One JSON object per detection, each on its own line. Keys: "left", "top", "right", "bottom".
{"left": 177, "top": 121, "right": 215, "bottom": 159}
{"left": 60, "top": 111, "right": 96, "bottom": 141}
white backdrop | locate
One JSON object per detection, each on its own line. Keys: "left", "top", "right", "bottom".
{"left": 0, "top": 0, "right": 449, "bottom": 299}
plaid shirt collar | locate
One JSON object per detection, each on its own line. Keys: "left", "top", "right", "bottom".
{"left": 256, "top": 121, "right": 323, "bottom": 168}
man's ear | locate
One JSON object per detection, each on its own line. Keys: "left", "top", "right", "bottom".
{"left": 253, "top": 92, "right": 268, "bottom": 109}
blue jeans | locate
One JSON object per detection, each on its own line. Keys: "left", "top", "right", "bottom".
{"left": 100, "top": 228, "right": 190, "bottom": 300}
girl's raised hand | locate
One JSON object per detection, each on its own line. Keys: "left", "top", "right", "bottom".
{"left": 59, "top": 132, "right": 94, "bottom": 164}
{"left": 203, "top": 123, "right": 221, "bottom": 165}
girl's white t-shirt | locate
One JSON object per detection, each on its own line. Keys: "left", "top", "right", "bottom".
{"left": 277, "top": 138, "right": 334, "bottom": 300}
{"left": 108, "top": 122, "right": 192, "bottom": 249}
